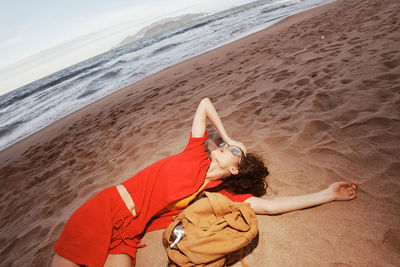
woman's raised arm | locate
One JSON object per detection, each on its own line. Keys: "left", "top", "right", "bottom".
{"left": 192, "top": 98, "right": 246, "bottom": 153}
{"left": 245, "top": 182, "right": 357, "bottom": 215}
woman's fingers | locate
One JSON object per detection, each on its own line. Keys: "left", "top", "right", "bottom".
{"left": 346, "top": 183, "right": 358, "bottom": 199}
{"left": 238, "top": 143, "right": 247, "bottom": 155}
{"left": 329, "top": 181, "right": 358, "bottom": 200}
{"left": 227, "top": 139, "right": 247, "bottom": 155}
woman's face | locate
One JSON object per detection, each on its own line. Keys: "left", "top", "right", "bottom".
{"left": 210, "top": 144, "right": 241, "bottom": 174}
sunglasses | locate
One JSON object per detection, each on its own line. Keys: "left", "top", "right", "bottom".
{"left": 219, "top": 143, "right": 242, "bottom": 158}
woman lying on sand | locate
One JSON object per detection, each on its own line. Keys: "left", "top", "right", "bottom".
{"left": 51, "top": 98, "right": 357, "bottom": 267}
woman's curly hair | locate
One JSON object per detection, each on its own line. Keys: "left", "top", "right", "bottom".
{"left": 207, "top": 152, "right": 269, "bottom": 197}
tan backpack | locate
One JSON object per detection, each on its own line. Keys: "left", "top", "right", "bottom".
{"left": 162, "top": 192, "right": 258, "bottom": 267}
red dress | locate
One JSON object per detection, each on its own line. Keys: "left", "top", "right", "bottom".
{"left": 53, "top": 132, "right": 253, "bottom": 266}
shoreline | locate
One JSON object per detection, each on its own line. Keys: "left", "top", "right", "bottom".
{"left": 1, "top": 0, "right": 400, "bottom": 266}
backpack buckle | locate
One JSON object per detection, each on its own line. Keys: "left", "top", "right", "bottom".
{"left": 170, "top": 224, "right": 185, "bottom": 248}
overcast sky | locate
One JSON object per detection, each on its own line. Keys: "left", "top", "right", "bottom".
{"left": 0, "top": 0, "right": 254, "bottom": 95}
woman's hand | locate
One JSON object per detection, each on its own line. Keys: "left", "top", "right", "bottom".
{"left": 327, "top": 182, "right": 358, "bottom": 201}
{"left": 192, "top": 98, "right": 247, "bottom": 155}
{"left": 225, "top": 138, "right": 247, "bottom": 155}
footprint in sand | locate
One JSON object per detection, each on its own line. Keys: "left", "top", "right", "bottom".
{"left": 383, "top": 56, "right": 400, "bottom": 69}
{"left": 297, "top": 120, "right": 332, "bottom": 142}
{"left": 311, "top": 92, "right": 341, "bottom": 112}
{"left": 362, "top": 79, "right": 381, "bottom": 88}
{"left": 271, "top": 69, "right": 296, "bottom": 83}
{"left": 376, "top": 72, "right": 400, "bottom": 82}
{"left": 382, "top": 229, "right": 400, "bottom": 254}
{"left": 339, "top": 117, "right": 394, "bottom": 137}
{"left": 313, "top": 75, "right": 332, "bottom": 87}
{"left": 295, "top": 78, "right": 310, "bottom": 86}
{"left": 340, "top": 78, "right": 353, "bottom": 85}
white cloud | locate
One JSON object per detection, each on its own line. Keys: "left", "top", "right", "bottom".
{"left": 0, "top": 35, "right": 22, "bottom": 50}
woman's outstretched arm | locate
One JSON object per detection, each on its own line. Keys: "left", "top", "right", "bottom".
{"left": 192, "top": 98, "right": 246, "bottom": 153}
{"left": 245, "top": 182, "right": 358, "bottom": 215}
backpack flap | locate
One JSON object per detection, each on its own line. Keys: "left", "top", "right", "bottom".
{"left": 224, "top": 203, "right": 258, "bottom": 238}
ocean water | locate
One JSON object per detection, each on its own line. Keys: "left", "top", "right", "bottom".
{"left": 0, "top": 0, "right": 332, "bottom": 152}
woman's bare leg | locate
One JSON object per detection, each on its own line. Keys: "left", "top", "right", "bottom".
{"left": 104, "top": 254, "right": 133, "bottom": 267}
{"left": 50, "top": 253, "right": 80, "bottom": 267}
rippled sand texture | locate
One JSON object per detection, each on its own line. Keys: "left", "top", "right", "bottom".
{"left": 0, "top": 0, "right": 399, "bottom": 266}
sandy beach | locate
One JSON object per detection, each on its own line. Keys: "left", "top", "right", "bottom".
{"left": 1, "top": 0, "right": 399, "bottom": 266}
